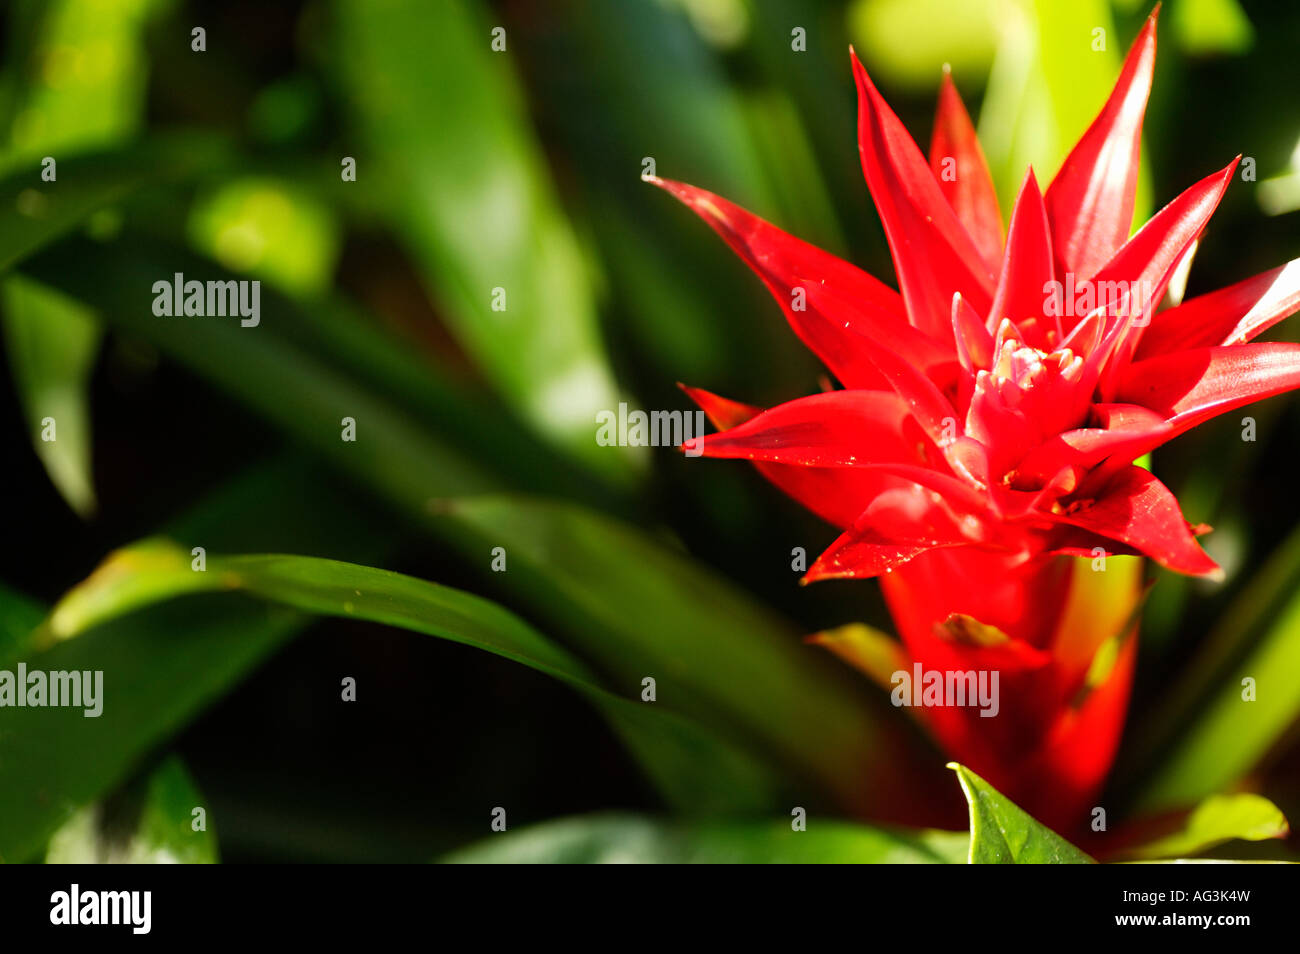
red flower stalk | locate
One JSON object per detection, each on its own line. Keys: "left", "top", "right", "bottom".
{"left": 652, "top": 8, "right": 1300, "bottom": 828}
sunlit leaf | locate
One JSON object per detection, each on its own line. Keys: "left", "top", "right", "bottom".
{"left": 1, "top": 274, "right": 100, "bottom": 515}
{"left": 331, "top": 0, "right": 632, "bottom": 481}
{"left": 188, "top": 177, "right": 341, "bottom": 294}
{"left": 45, "top": 756, "right": 219, "bottom": 864}
{"left": 1136, "top": 595, "right": 1300, "bottom": 812}
{"left": 1171, "top": 0, "right": 1253, "bottom": 56}
{"left": 807, "top": 621, "right": 908, "bottom": 691}
{"left": 49, "top": 544, "right": 611, "bottom": 683}
{"left": 0, "top": 0, "right": 161, "bottom": 169}
{"left": 848, "top": 0, "right": 1000, "bottom": 90}
{"left": 0, "top": 0, "right": 168, "bottom": 515}
{"left": 1115, "top": 794, "right": 1288, "bottom": 861}
{"left": 978, "top": 0, "right": 1151, "bottom": 220}
{"left": 950, "top": 763, "right": 1095, "bottom": 863}
{"left": 1128, "top": 521, "right": 1300, "bottom": 812}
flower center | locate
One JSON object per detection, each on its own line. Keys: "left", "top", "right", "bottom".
{"left": 985, "top": 338, "right": 1083, "bottom": 402}
{"left": 965, "top": 326, "right": 1090, "bottom": 479}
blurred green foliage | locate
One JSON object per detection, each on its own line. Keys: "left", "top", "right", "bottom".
{"left": 0, "top": 0, "right": 1297, "bottom": 863}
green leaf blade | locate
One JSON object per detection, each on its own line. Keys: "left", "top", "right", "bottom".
{"left": 950, "top": 763, "right": 1095, "bottom": 864}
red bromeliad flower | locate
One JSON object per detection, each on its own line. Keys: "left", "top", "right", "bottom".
{"left": 651, "top": 9, "right": 1300, "bottom": 830}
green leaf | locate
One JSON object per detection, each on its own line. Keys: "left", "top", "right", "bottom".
{"left": 187, "top": 177, "right": 341, "bottom": 294}
{"left": 49, "top": 545, "right": 603, "bottom": 686}
{"left": 433, "top": 495, "right": 947, "bottom": 818}
{"left": 1130, "top": 521, "right": 1300, "bottom": 812}
{"left": 1, "top": 274, "right": 100, "bottom": 515}
{"left": 0, "top": 595, "right": 302, "bottom": 863}
{"left": 977, "top": 0, "right": 1151, "bottom": 220}
{"left": 0, "top": 457, "right": 390, "bottom": 862}
{"left": 0, "top": 149, "right": 147, "bottom": 273}
{"left": 0, "top": 0, "right": 162, "bottom": 169}
{"left": 560, "top": 0, "right": 772, "bottom": 205}
{"left": 950, "top": 763, "right": 1095, "bottom": 863}
{"left": 330, "top": 0, "right": 631, "bottom": 481}
{"left": 0, "top": 579, "right": 45, "bottom": 664}
{"left": 1116, "top": 794, "right": 1289, "bottom": 861}
{"left": 45, "top": 756, "right": 218, "bottom": 864}
{"left": 521, "top": 0, "right": 828, "bottom": 395}
{"left": 746, "top": 0, "right": 886, "bottom": 260}
{"left": 440, "top": 812, "right": 968, "bottom": 864}
{"left": 15, "top": 236, "right": 502, "bottom": 501}
{"left": 17, "top": 233, "right": 622, "bottom": 512}
{"left": 45, "top": 540, "right": 785, "bottom": 816}
{"left": 807, "top": 622, "right": 909, "bottom": 692}
{"left": 1171, "top": 0, "right": 1254, "bottom": 56}
{"left": 0, "top": 135, "right": 232, "bottom": 274}
{"left": 848, "top": 0, "right": 1001, "bottom": 90}
{"left": 0, "top": 0, "right": 169, "bottom": 515}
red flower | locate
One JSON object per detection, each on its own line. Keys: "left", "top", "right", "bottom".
{"left": 652, "top": 8, "right": 1300, "bottom": 829}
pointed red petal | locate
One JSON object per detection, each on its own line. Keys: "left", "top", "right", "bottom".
{"left": 790, "top": 270, "right": 961, "bottom": 379}
{"left": 805, "top": 536, "right": 938, "bottom": 581}
{"left": 1049, "top": 465, "right": 1221, "bottom": 578}
{"left": 1116, "top": 342, "right": 1300, "bottom": 433}
{"left": 951, "top": 292, "right": 992, "bottom": 415}
{"left": 852, "top": 50, "right": 995, "bottom": 342}
{"left": 678, "top": 383, "right": 761, "bottom": 430}
{"left": 1093, "top": 160, "right": 1238, "bottom": 396}
{"left": 682, "top": 386, "right": 990, "bottom": 512}
{"left": 650, "top": 177, "right": 918, "bottom": 389}
{"left": 804, "top": 486, "right": 981, "bottom": 582}
{"left": 952, "top": 292, "right": 993, "bottom": 373}
{"left": 930, "top": 71, "right": 1003, "bottom": 269}
{"left": 1044, "top": 9, "right": 1158, "bottom": 280}
{"left": 1060, "top": 306, "right": 1105, "bottom": 355}
{"left": 798, "top": 280, "right": 960, "bottom": 448}
{"left": 1137, "top": 258, "right": 1300, "bottom": 358}
{"left": 684, "top": 390, "right": 914, "bottom": 467}
{"left": 988, "top": 169, "right": 1057, "bottom": 346}
{"left": 1090, "top": 161, "right": 1236, "bottom": 322}
{"left": 680, "top": 385, "right": 906, "bottom": 529}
